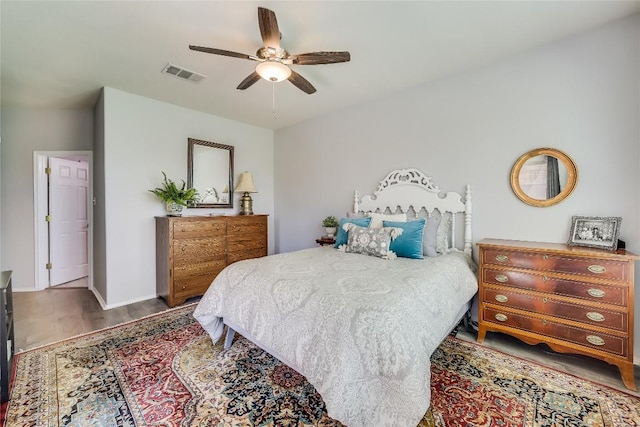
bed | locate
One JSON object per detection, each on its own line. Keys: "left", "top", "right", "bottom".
{"left": 193, "top": 168, "right": 478, "bottom": 427}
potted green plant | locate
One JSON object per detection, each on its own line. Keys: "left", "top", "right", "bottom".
{"left": 322, "top": 215, "right": 339, "bottom": 238}
{"left": 149, "top": 172, "right": 199, "bottom": 216}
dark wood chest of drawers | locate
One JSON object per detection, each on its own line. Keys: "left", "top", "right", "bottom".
{"left": 156, "top": 215, "right": 268, "bottom": 307}
{"left": 477, "top": 238, "right": 638, "bottom": 390}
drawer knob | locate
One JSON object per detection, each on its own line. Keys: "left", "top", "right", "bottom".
{"left": 542, "top": 297, "right": 548, "bottom": 303}
{"left": 588, "top": 265, "right": 606, "bottom": 274}
{"left": 494, "top": 294, "right": 508, "bottom": 303}
{"left": 495, "top": 313, "right": 508, "bottom": 322}
{"left": 587, "top": 288, "right": 605, "bottom": 298}
{"left": 495, "top": 274, "right": 508, "bottom": 283}
{"left": 586, "top": 312, "right": 605, "bottom": 322}
{"left": 495, "top": 255, "right": 509, "bottom": 262}
{"left": 586, "top": 335, "right": 605, "bottom": 346}
{"left": 542, "top": 276, "right": 548, "bottom": 282}
{"left": 542, "top": 319, "right": 548, "bottom": 325}
{"left": 543, "top": 255, "right": 549, "bottom": 260}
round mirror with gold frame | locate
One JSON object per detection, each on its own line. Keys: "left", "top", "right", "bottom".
{"left": 510, "top": 147, "right": 577, "bottom": 207}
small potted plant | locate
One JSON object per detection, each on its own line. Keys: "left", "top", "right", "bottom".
{"left": 322, "top": 215, "right": 339, "bottom": 238}
{"left": 149, "top": 172, "right": 199, "bottom": 216}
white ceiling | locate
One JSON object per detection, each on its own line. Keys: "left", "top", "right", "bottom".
{"left": 1, "top": 1, "right": 638, "bottom": 130}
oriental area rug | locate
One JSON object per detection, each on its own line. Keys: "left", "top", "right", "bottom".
{"left": 5, "top": 305, "right": 640, "bottom": 427}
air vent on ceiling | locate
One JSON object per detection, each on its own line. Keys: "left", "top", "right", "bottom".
{"left": 161, "top": 63, "right": 206, "bottom": 83}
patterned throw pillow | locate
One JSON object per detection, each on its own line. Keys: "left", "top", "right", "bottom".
{"left": 334, "top": 217, "right": 372, "bottom": 248}
{"left": 337, "top": 223, "right": 403, "bottom": 260}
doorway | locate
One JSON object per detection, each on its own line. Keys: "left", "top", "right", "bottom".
{"left": 34, "top": 151, "right": 93, "bottom": 291}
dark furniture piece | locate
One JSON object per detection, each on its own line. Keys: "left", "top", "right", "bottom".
{"left": 477, "top": 238, "right": 638, "bottom": 390}
{"left": 315, "top": 237, "right": 336, "bottom": 246}
{"left": 1, "top": 270, "right": 14, "bottom": 402}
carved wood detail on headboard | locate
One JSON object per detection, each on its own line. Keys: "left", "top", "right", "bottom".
{"left": 353, "top": 168, "right": 473, "bottom": 255}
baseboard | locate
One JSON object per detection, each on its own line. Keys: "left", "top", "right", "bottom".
{"left": 91, "top": 288, "right": 160, "bottom": 310}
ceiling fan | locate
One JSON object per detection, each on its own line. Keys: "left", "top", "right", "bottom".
{"left": 189, "top": 7, "right": 351, "bottom": 94}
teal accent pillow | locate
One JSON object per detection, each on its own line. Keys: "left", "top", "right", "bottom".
{"left": 383, "top": 218, "right": 426, "bottom": 259}
{"left": 334, "top": 217, "right": 371, "bottom": 248}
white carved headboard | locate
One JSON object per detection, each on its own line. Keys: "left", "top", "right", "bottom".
{"left": 353, "top": 168, "right": 472, "bottom": 255}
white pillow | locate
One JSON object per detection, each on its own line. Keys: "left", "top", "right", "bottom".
{"left": 367, "top": 212, "right": 407, "bottom": 229}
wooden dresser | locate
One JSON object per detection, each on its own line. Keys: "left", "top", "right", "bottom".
{"left": 156, "top": 215, "right": 268, "bottom": 307}
{"left": 477, "top": 238, "right": 638, "bottom": 390}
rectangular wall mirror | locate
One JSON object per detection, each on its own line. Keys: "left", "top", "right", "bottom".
{"left": 187, "top": 138, "right": 234, "bottom": 208}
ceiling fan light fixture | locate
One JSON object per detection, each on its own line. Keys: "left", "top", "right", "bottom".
{"left": 256, "top": 61, "right": 291, "bottom": 82}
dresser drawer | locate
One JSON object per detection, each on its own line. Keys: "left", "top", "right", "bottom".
{"left": 482, "top": 268, "right": 628, "bottom": 306}
{"left": 173, "top": 219, "right": 226, "bottom": 239}
{"left": 483, "top": 249, "right": 628, "bottom": 282}
{"left": 227, "top": 217, "right": 267, "bottom": 236}
{"left": 228, "top": 247, "right": 267, "bottom": 265}
{"left": 483, "top": 288, "right": 627, "bottom": 331}
{"left": 174, "top": 258, "right": 226, "bottom": 278}
{"left": 173, "top": 237, "right": 226, "bottom": 262}
{"left": 229, "top": 233, "right": 267, "bottom": 251}
{"left": 173, "top": 273, "right": 218, "bottom": 299}
{"left": 483, "top": 307, "right": 628, "bottom": 357}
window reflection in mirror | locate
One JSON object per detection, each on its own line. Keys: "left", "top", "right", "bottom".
{"left": 187, "top": 138, "right": 234, "bottom": 208}
{"left": 517, "top": 155, "right": 568, "bottom": 200}
{"left": 511, "top": 148, "right": 577, "bottom": 207}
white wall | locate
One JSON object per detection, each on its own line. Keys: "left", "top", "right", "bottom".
{"left": 99, "top": 87, "right": 274, "bottom": 307}
{"left": 274, "top": 16, "right": 640, "bottom": 357}
{"left": 0, "top": 109, "right": 94, "bottom": 290}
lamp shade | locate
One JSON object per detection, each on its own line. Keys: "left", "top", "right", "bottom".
{"left": 235, "top": 172, "right": 257, "bottom": 193}
{"left": 256, "top": 61, "right": 291, "bottom": 82}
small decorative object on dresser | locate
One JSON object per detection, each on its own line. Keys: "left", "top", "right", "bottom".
{"left": 156, "top": 215, "right": 268, "bottom": 307}
{"left": 149, "top": 172, "right": 199, "bottom": 216}
{"left": 477, "top": 238, "right": 639, "bottom": 391}
{"left": 321, "top": 215, "right": 338, "bottom": 238}
{"left": 568, "top": 216, "right": 621, "bottom": 251}
{"left": 235, "top": 172, "right": 257, "bottom": 215}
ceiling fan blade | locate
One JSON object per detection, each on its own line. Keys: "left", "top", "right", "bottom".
{"left": 289, "top": 51, "right": 351, "bottom": 65}
{"left": 258, "top": 7, "right": 280, "bottom": 49}
{"left": 288, "top": 70, "right": 316, "bottom": 94}
{"left": 237, "top": 71, "right": 261, "bottom": 90}
{"left": 189, "top": 45, "right": 254, "bottom": 60}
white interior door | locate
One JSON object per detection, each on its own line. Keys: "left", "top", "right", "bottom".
{"left": 49, "top": 157, "right": 89, "bottom": 286}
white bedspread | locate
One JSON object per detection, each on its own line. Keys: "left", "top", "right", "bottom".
{"left": 194, "top": 247, "right": 478, "bottom": 427}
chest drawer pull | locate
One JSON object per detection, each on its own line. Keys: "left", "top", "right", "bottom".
{"left": 543, "top": 255, "right": 549, "bottom": 260}
{"left": 542, "top": 297, "right": 548, "bottom": 303}
{"left": 494, "top": 294, "right": 508, "bottom": 303}
{"left": 495, "top": 255, "right": 509, "bottom": 262}
{"left": 494, "top": 313, "right": 508, "bottom": 322}
{"left": 495, "top": 274, "right": 508, "bottom": 283}
{"left": 586, "top": 312, "right": 605, "bottom": 322}
{"left": 587, "top": 288, "right": 605, "bottom": 298}
{"left": 586, "top": 335, "right": 605, "bottom": 346}
{"left": 587, "top": 265, "right": 606, "bottom": 274}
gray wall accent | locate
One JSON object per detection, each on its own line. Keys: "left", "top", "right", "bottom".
{"left": 274, "top": 16, "right": 640, "bottom": 359}
{"left": 99, "top": 87, "right": 274, "bottom": 308}
{"left": 1, "top": 109, "right": 94, "bottom": 290}
{"left": 93, "top": 90, "right": 107, "bottom": 302}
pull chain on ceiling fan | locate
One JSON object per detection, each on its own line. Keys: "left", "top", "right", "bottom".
{"left": 189, "top": 7, "right": 351, "bottom": 94}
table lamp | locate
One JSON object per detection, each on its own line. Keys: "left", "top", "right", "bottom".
{"left": 235, "top": 172, "right": 257, "bottom": 215}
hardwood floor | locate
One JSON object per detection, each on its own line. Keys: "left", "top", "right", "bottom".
{"left": 13, "top": 289, "right": 640, "bottom": 396}
{"left": 456, "top": 327, "right": 640, "bottom": 397}
{"left": 13, "top": 288, "right": 170, "bottom": 351}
